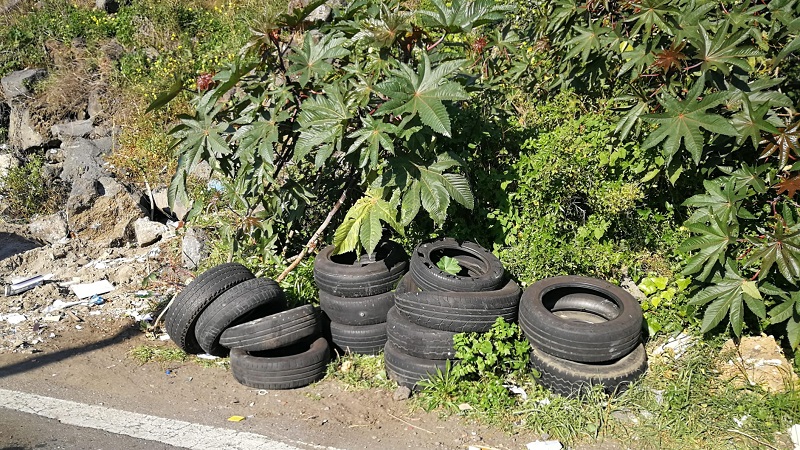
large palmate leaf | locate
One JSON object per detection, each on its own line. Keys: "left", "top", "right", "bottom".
{"left": 679, "top": 214, "right": 738, "bottom": 280}
{"left": 563, "top": 22, "right": 612, "bottom": 63}
{"left": 718, "top": 163, "right": 768, "bottom": 194}
{"left": 760, "top": 120, "right": 800, "bottom": 169}
{"left": 287, "top": 32, "right": 351, "bottom": 87}
{"left": 376, "top": 54, "right": 468, "bottom": 137}
{"left": 642, "top": 78, "right": 737, "bottom": 164}
{"left": 295, "top": 85, "right": 353, "bottom": 166}
{"left": 691, "top": 23, "right": 762, "bottom": 75}
{"left": 352, "top": 6, "right": 413, "bottom": 48}
{"left": 683, "top": 178, "right": 752, "bottom": 224}
{"left": 346, "top": 115, "right": 398, "bottom": 168}
{"left": 417, "top": 0, "right": 512, "bottom": 33}
{"left": 769, "top": 291, "right": 800, "bottom": 349}
{"left": 333, "top": 189, "right": 402, "bottom": 254}
{"left": 689, "top": 263, "right": 764, "bottom": 337}
{"left": 776, "top": 174, "right": 800, "bottom": 198}
{"left": 731, "top": 97, "right": 781, "bottom": 150}
{"left": 745, "top": 221, "right": 800, "bottom": 283}
{"left": 624, "top": 0, "right": 677, "bottom": 35}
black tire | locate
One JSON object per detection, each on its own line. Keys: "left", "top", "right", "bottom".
{"left": 230, "top": 337, "right": 330, "bottom": 390}
{"left": 394, "top": 274, "right": 521, "bottom": 332}
{"left": 409, "top": 238, "right": 504, "bottom": 292}
{"left": 384, "top": 341, "right": 456, "bottom": 391}
{"left": 518, "top": 276, "right": 643, "bottom": 363}
{"left": 165, "top": 263, "right": 254, "bottom": 354}
{"left": 530, "top": 343, "right": 648, "bottom": 397}
{"left": 319, "top": 290, "right": 394, "bottom": 325}
{"left": 313, "top": 241, "right": 409, "bottom": 298}
{"left": 194, "top": 278, "right": 287, "bottom": 356}
{"left": 328, "top": 321, "right": 387, "bottom": 355}
{"left": 219, "top": 304, "right": 320, "bottom": 352}
{"left": 386, "top": 307, "right": 457, "bottom": 360}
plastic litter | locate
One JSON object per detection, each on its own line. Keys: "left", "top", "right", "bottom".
{"left": 2, "top": 313, "right": 27, "bottom": 325}
{"left": 503, "top": 384, "right": 528, "bottom": 400}
{"left": 71, "top": 280, "right": 114, "bottom": 299}
{"left": 526, "top": 441, "right": 563, "bottom": 450}
{"left": 790, "top": 424, "right": 800, "bottom": 450}
{"left": 4, "top": 274, "right": 53, "bottom": 296}
{"left": 227, "top": 416, "right": 246, "bottom": 422}
{"left": 652, "top": 332, "right": 696, "bottom": 359}
{"left": 90, "top": 294, "right": 105, "bottom": 305}
{"left": 197, "top": 353, "right": 219, "bottom": 360}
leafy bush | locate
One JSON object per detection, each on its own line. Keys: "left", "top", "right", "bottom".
{"left": 527, "top": 0, "right": 800, "bottom": 347}
{"left": 159, "top": 0, "right": 523, "bottom": 263}
{"left": 0, "top": 154, "right": 66, "bottom": 221}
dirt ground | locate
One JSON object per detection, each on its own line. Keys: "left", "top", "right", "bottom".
{"left": 0, "top": 222, "right": 632, "bottom": 450}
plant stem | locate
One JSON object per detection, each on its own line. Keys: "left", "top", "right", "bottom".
{"left": 276, "top": 176, "right": 355, "bottom": 282}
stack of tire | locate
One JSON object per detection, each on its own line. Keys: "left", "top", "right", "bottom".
{"left": 314, "top": 241, "right": 409, "bottom": 355}
{"left": 385, "top": 238, "right": 522, "bottom": 390}
{"left": 518, "top": 276, "right": 647, "bottom": 397}
{"left": 164, "top": 263, "right": 329, "bottom": 389}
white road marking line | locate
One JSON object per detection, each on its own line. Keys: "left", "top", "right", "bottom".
{"left": 0, "top": 388, "right": 344, "bottom": 450}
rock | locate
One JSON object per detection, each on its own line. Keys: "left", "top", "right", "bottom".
{"left": 182, "top": 228, "right": 208, "bottom": 270}
{"left": 28, "top": 212, "right": 68, "bottom": 243}
{"left": 95, "top": 0, "right": 119, "bottom": 13}
{"left": 69, "top": 188, "right": 144, "bottom": 247}
{"left": 9, "top": 105, "right": 44, "bottom": 150}
{"left": 790, "top": 424, "right": 800, "bottom": 450}
{"left": 134, "top": 217, "right": 168, "bottom": 247}
{"left": 66, "top": 178, "right": 101, "bottom": 216}
{"left": 41, "top": 163, "right": 62, "bottom": 181}
{"left": 392, "top": 386, "right": 411, "bottom": 401}
{"left": 51, "top": 119, "right": 94, "bottom": 139}
{"left": 0, "top": 152, "right": 20, "bottom": 180}
{"left": 1, "top": 69, "right": 46, "bottom": 100}
{"left": 621, "top": 277, "right": 646, "bottom": 301}
{"left": 60, "top": 138, "right": 107, "bottom": 184}
{"left": 87, "top": 91, "right": 103, "bottom": 118}
{"left": 91, "top": 136, "right": 115, "bottom": 154}
{"left": 152, "top": 187, "right": 191, "bottom": 220}
{"left": 97, "top": 176, "right": 124, "bottom": 197}
{"left": 192, "top": 160, "right": 213, "bottom": 180}
{"left": 107, "top": 264, "right": 139, "bottom": 285}
{"left": 718, "top": 335, "right": 798, "bottom": 393}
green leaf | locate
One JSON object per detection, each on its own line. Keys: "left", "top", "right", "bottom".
{"left": 400, "top": 181, "right": 421, "bottom": 226}
{"left": 741, "top": 281, "right": 761, "bottom": 300}
{"left": 287, "top": 32, "right": 351, "bottom": 87}
{"left": 376, "top": 54, "right": 468, "bottom": 137}
{"left": 642, "top": 78, "right": 737, "bottom": 164}
{"left": 689, "top": 264, "right": 765, "bottom": 336}
{"left": 333, "top": 189, "right": 401, "bottom": 255}
{"left": 624, "top": 0, "right": 677, "bottom": 35}
{"left": 683, "top": 178, "right": 750, "bottom": 224}
{"left": 745, "top": 221, "right": 800, "bottom": 283}
{"left": 146, "top": 77, "right": 183, "bottom": 113}
{"left": 731, "top": 97, "right": 781, "bottom": 150}
{"left": 347, "top": 116, "right": 398, "bottom": 168}
{"left": 563, "top": 22, "right": 612, "bottom": 63}
{"left": 437, "top": 255, "right": 462, "bottom": 275}
{"left": 769, "top": 293, "right": 798, "bottom": 323}
{"left": 295, "top": 85, "right": 353, "bottom": 165}
{"left": 691, "top": 23, "right": 762, "bottom": 75}
{"left": 679, "top": 215, "right": 738, "bottom": 280}
{"left": 418, "top": 0, "right": 513, "bottom": 33}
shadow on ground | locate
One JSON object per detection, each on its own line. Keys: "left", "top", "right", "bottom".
{"left": 0, "top": 326, "right": 137, "bottom": 378}
{"left": 0, "top": 232, "right": 40, "bottom": 261}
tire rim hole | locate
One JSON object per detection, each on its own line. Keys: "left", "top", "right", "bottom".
{"left": 543, "top": 287, "right": 622, "bottom": 321}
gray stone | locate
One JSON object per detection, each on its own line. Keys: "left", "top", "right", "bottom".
{"left": 192, "top": 160, "right": 213, "bottom": 180}
{"left": 28, "top": 212, "right": 68, "bottom": 243}
{"left": 9, "top": 105, "right": 44, "bottom": 150}
{"left": 41, "top": 163, "right": 62, "bottom": 182}
{"left": 91, "top": 136, "right": 114, "bottom": 154}
{"left": 182, "top": 228, "right": 208, "bottom": 270}
{"left": 152, "top": 187, "right": 191, "bottom": 220}
{"left": 0, "top": 152, "right": 19, "bottom": 180}
{"left": 60, "top": 138, "right": 107, "bottom": 184}
{"left": 134, "top": 217, "right": 168, "bottom": 247}
{"left": 95, "top": 0, "right": 119, "bottom": 13}
{"left": 97, "top": 176, "right": 123, "bottom": 197}
{"left": 392, "top": 386, "right": 411, "bottom": 401}
{"left": 87, "top": 91, "right": 103, "bottom": 118}
{"left": 621, "top": 277, "right": 646, "bottom": 301}
{"left": 51, "top": 119, "right": 94, "bottom": 139}
{"left": 66, "top": 178, "right": 101, "bottom": 216}
{"left": 1, "top": 69, "right": 46, "bottom": 100}
{"left": 69, "top": 187, "right": 144, "bottom": 247}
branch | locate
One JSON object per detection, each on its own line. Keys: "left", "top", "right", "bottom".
{"left": 276, "top": 176, "right": 355, "bottom": 282}
{"left": 427, "top": 32, "right": 447, "bottom": 51}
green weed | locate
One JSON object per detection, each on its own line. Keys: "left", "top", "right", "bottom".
{"left": 325, "top": 353, "right": 394, "bottom": 390}
{"left": 0, "top": 154, "right": 66, "bottom": 221}
{"left": 129, "top": 345, "right": 188, "bottom": 365}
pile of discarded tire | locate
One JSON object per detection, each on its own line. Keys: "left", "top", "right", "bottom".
{"left": 314, "top": 241, "right": 409, "bottom": 355}
{"left": 164, "top": 263, "right": 329, "bottom": 389}
{"left": 518, "top": 276, "right": 647, "bottom": 397}
{"left": 385, "top": 238, "right": 522, "bottom": 390}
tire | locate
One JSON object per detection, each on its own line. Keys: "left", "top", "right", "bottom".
{"left": 165, "top": 263, "right": 254, "bottom": 354}
{"left": 194, "top": 278, "right": 287, "bottom": 356}
{"left": 328, "top": 321, "right": 387, "bottom": 355}
{"left": 386, "top": 307, "right": 457, "bottom": 360}
{"left": 313, "top": 241, "right": 409, "bottom": 298}
{"left": 530, "top": 343, "right": 648, "bottom": 397}
{"left": 394, "top": 274, "right": 521, "bottom": 332}
{"left": 219, "top": 304, "right": 320, "bottom": 352}
{"left": 384, "top": 341, "right": 456, "bottom": 391}
{"left": 230, "top": 337, "right": 330, "bottom": 390}
{"left": 410, "top": 238, "right": 504, "bottom": 293}
{"left": 319, "top": 290, "right": 394, "bottom": 325}
{"left": 518, "top": 276, "right": 643, "bottom": 363}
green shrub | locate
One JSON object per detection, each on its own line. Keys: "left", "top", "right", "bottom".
{"left": 0, "top": 155, "right": 66, "bottom": 221}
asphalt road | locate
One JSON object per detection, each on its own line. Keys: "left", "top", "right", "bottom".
{"left": 0, "top": 408, "right": 183, "bottom": 450}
